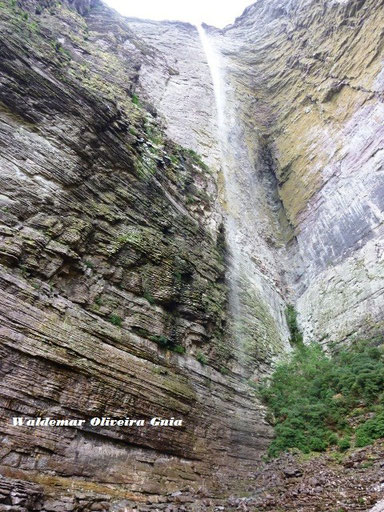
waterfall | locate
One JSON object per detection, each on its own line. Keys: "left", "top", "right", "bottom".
{"left": 197, "top": 24, "right": 291, "bottom": 376}
{"left": 197, "top": 24, "right": 242, "bottom": 336}
{"left": 197, "top": 25, "right": 226, "bottom": 133}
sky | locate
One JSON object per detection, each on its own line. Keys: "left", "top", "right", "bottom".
{"left": 103, "top": 0, "right": 254, "bottom": 29}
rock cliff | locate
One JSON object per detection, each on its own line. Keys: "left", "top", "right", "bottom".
{"left": 0, "top": 0, "right": 273, "bottom": 508}
{"left": 221, "top": 0, "right": 384, "bottom": 347}
{"left": 130, "top": 0, "right": 384, "bottom": 350}
{"left": 0, "top": 0, "right": 383, "bottom": 510}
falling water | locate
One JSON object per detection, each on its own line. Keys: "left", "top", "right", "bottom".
{"left": 197, "top": 24, "right": 291, "bottom": 376}
{"left": 197, "top": 25, "right": 226, "bottom": 134}
{"left": 197, "top": 24, "right": 242, "bottom": 329}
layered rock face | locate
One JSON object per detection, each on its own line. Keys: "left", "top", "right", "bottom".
{"left": 129, "top": 18, "right": 293, "bottom": 376}
{"left": 0, "top": 0, "right": 383, "bottom": 510}
{"left": 0, "top": 0, "right": 272, "bottom": 509}
{"left": 219, "top": 0, "right": 384, "bottom": 345}
{"left": 130, "top": 0, "right": 384, "bottom": 355}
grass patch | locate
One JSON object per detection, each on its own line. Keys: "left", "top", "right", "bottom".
{"left": 185, "top": 148, "right": 209, "bottom": 172}
{"left": 143, "top": 290, "right": 156, "bottom": 305}
{"left": 196, "top": 351, "right": 208, "bottom": 365}
{"left": 260, "top": 340, "right": 384, "bottom": 457}
{"left": 149, "top": 335, "right": 185, "bottom": 354}
{"left": 132, "top": 93, "right": 140, "bottom": 106}
{"left": 108, "top": 314, "right": 123, "bottom": 327}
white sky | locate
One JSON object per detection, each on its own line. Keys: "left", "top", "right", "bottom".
{"left": 104, "top": 0, "right": 254, "bottom": 28}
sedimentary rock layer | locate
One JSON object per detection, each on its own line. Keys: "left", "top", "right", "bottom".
{"left": 220, "top": 0, "right": 384, "bottom": 344}
{"left": 130, "top": 0, "right": 384, "bottom": 347}
{"left": 0, "top": 0, "right": 272, "bottom": 508}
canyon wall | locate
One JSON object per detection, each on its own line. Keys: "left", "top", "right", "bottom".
{"left": 130, "top": 0, "right": 384, "bottom": 352}
{"left": 0, "top": 1, "right": 272, "bottom": 509}
{"left": 220, "top": 0, "right": 384, "bottom": 346}
{"left": 128, "top": 18, "right": 293, "bottom": 376}
{"left": 0, "top": 0, "right": 383, "bottom": 510}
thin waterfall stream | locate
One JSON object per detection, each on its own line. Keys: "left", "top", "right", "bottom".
{"left": 197, "top": 23, "right": 243, "bottom": 347}
{"left": 197, "top": 24, "right": 291, "bottom": 376}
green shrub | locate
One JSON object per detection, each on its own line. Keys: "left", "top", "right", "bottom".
{"left": 132, "top": 93, "right": 140, "bottom": 106}
{"left": 327, "top": 432, "right": 338, "bottom": 446}
{"left": 143, "top": 290, "right": 156, "bottom": 305}
{"left": 355, "top": 410, "right": 384, "bottom": 447}
{"left": 196, "top": 351, "right": 208, "bottom": 365}
{"left": 108, "top": 314, "right": 123, "bottom": 327}
{"left": 355, "top": 430, "right": 373, "bottom": 448}
{"left": 173, "top": 344, "right": 186, "bottom": 355}
{"left": 149, "top": 335, "right": 169, "bottom": 348}
{"left": 338, "top": 436, "right": 351, "bottom": 452}
{"left": 285, "top": 304, "right": 303, "bottom": 346}
{"left": 260, "top": 340, "right": 384, "bottom": 457}
{"left": 149, "top": 335, "right": 185, "bottom": 355}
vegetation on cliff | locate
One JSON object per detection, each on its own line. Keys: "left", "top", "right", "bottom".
{"left": 261, "top": 340, "right": 384, "bottom": 457}
{"left": 285, "top": 304, "right": 303, "bottom": 346}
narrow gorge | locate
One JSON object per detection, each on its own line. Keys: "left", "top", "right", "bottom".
{"left": 0, "top": 0, "right": 383, "bottom": 510}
